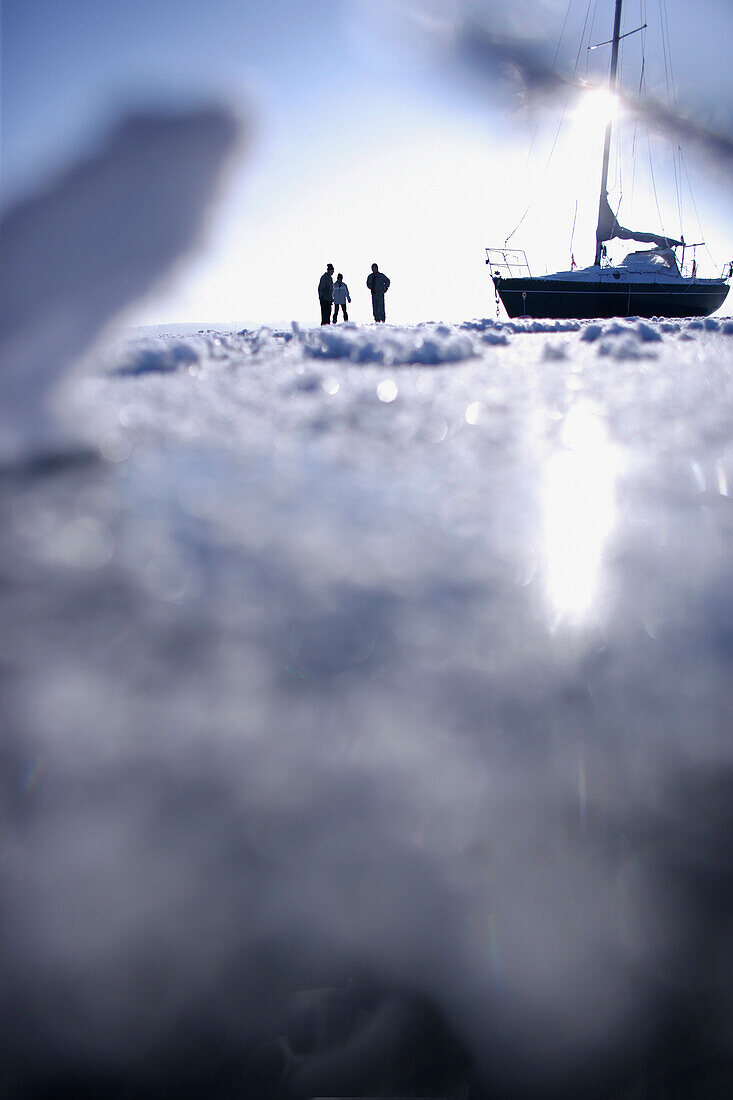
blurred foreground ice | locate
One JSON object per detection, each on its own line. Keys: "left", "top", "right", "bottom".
{"left": 2, "top": 314, "right": 733, "bottom": 1097}
{"left": 0, "top": 107, "right": 239, "bottom": 462}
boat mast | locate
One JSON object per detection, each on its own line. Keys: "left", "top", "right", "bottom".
{"left": 594, "top": 0, "right": 624, "bottom": 265}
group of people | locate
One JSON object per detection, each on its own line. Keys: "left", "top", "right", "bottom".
{"left": 318, "top": 263, "right": 391, "bottom": 325}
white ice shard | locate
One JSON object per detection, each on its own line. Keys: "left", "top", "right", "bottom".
{"left": 0, "top": 107, "right": 240, "bottom": 462}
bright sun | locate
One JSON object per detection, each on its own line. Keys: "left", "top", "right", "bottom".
{"left": 575, "top": 88, "right": 620, "bottom": 127}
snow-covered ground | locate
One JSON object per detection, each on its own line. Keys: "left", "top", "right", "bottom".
{"left": 3, "top": 314, "right": 733, "bottom": 1097}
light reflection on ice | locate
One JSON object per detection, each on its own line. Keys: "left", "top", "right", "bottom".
{"left": 377, "top": 378, "right": 398, "bottom": 403}
{"left": 465, "top": 400, "right": 483, "bottom": 424}
{"left": 542, "top": 403, "right": 619, "bottom": 626}
{"left": 690, "top": 460, "right": 706, "bottom": 493}
{"left": 716, "top": 458, "right": 729, "bottom": 496}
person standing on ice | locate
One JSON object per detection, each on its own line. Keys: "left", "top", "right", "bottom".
{"left": 318, "top": 264, "right": 334, "bottom": 325}
{"left": 332, "top": 274, "right": 351, "bottom": 322}
{"left": 366, "top": 263, "right": 390, "bottom": 323}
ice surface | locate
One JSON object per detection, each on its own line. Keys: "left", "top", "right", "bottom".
{"left": 3, "top": 307, "right": 733, "bottom": 1096}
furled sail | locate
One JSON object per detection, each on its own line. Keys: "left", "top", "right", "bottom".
{"left": 596, "top": 193, "right": 681, "bottom": 249}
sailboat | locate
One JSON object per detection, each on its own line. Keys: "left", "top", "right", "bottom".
{"left": 487, "top": 0, "right": 730, "bottom": 320}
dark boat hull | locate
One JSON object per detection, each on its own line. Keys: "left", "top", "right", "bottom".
{"left": 495, "top": 277, "right": 729, "bottom": 320}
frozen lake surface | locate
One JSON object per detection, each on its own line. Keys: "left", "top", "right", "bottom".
{"left": 3, "top": 316, "right": 733, "bottom": 1097}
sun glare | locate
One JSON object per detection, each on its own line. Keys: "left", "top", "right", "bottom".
{"left": 543, "top": 403, "right": 620, "bottom": 626}
{"left": 575, "top": 88, "right": 620, "bottom": 128}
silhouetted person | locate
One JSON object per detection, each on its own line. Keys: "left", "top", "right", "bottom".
{"left": 367, "top": 263, "right": 390, "bottom": 322}
{"left": 318, "top": 264, "right": 334, "bottom": 325}
{"left": 332, "top": 274, "right": 351, "bottom": 322}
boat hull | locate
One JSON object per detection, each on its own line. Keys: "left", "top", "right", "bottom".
{"left": 495, "top": 277, "right": 729, "bottom": 320}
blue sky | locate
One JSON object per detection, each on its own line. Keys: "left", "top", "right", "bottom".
{"left": 3, "top": 0, "right": 731, "bottom": 324}
{"left": 3, "top": 0, "right": 347, "bottom": 196}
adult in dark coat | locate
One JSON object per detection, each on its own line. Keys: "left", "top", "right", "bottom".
{"left": 366, "top": 263, "right": 390, "bottom": 322}
{"left": 318, "top": 264, "right": 334, "bottom": 325}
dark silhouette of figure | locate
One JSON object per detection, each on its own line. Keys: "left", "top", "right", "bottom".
{"left": 332, "top": 274, "right": 351, "bottom": 322}
{"left": 318, "top": 264, "right": 334, "bottom": 325}
{"left": 367, "top": 263, "right": 390, "bottom": 322}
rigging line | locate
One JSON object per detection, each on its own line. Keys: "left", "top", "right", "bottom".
{"left": 672, "top": 143, "right": 683, "bottom": 238}
{"left": 524, "top": 119, "right": 542, "bottom": 171}
{"left": 630, "top": 0, "right": 646, "bottom": 220}
{"left": 508, "top": 0, "right": 583, "bottom": 249}
{"left": 677, "top": 144, "right": 685, "bottom": 241}
{"left": 505, "top": 94, "right": 572, "bottom": 245}
{"left": 647, "top": 132, "right": 668, "bottom": 238}
{"left": 575, "top": 0, "right": 595, "bottom": 78}
{"left": 657, "top": 0, "right": 673, "bottom": 109}
{"left": 586, "top": 0, "right": 600, "bottom": 77}
{"left": 553, "top": 0, "right": 575, "bottom": 67}
{"left": 666, "top": 2, "right": 683, "bottom": 235}
{"left": 637, "top": 53, "right": 646, "bottom": 92}
{"left": 533, "top": 0, "right": 573, "bottom": 180}
{"left": 639, "top": 2, "right": 648, "bottom": 100}
{"left": 569, "top": 199, "right": 579, "bottom": 261}
{"left": 639, "top": 0, "right": 647, "bottom": 84}
{"left": 658, "top": 0, "right": 683, "bottom": 236}
{"left": 679, "top": 147, "right": 716, "bottom": 267}
{"left": 660, "top": 0, "right": 677, "bottom": 107}
{"left": 504, "top": 205, "right": 531, "bottom": 247}
{"left": 630, "top": 116, "right": 638, "bottom": 213}
{"left": 643, "top": 0, "right": 678, "bottom": 243}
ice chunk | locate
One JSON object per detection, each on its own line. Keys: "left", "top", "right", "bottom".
{"left": 0, "top": 106, "right": 240, "bottom": 461}
{"left": 301, "top": 323, "right": 476, "bottom": 365}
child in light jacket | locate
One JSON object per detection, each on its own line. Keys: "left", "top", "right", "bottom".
{"left": 332, "top": 274, "right": 351, "bottom": 322}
